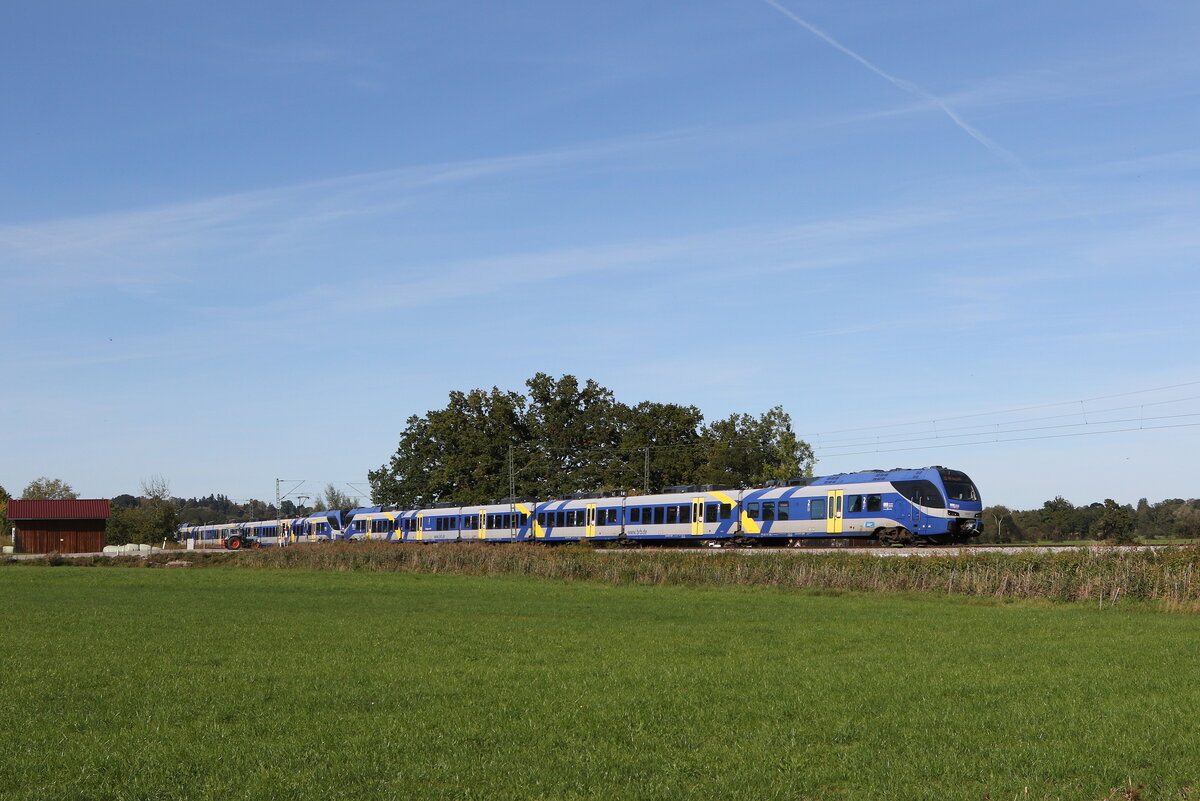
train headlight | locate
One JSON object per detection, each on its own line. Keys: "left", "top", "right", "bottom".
{"left": 947, "top": 510, "right": 959, "bottom": 517}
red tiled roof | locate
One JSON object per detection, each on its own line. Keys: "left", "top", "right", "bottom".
{"left": 7, "top": 499, "right": 111, "bottom": 520}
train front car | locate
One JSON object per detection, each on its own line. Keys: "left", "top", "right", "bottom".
{"left": 883, "top": 466, "right": 983, "bottom": 545}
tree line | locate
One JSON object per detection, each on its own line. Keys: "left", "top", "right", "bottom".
{"left": 979, "top": 496, "right": 1200, "bottom": 544}
{"left": 367, "top": 373, "right": 816, "bottom": 508}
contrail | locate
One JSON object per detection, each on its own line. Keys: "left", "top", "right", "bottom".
{"left": 761, "top": 0, "right": 1031, "bottom": 174}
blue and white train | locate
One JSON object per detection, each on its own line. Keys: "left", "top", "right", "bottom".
{"left": 178, "top": 467, "right": 982, "bottom": 548}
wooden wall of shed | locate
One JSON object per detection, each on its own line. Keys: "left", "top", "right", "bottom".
{"left": 15, "top": 521, "right": 107, "bottom": 553}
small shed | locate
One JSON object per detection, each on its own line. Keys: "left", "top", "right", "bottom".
{"left": 9, "top": 499, "right": 111, "bottom": 554}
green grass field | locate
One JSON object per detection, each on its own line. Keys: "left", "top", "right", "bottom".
{"left": 2, "top": 568, "right": 1198, "bottom": 800}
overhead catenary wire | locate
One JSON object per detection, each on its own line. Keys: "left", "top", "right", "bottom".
{"left": 807, "top": 393, "right": 1200, "bottom": 449}
{"left": 794, "top": 379, "right": 1200, "bottom": 440}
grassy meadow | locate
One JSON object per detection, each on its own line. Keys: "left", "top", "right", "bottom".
{"left": 2, "top": 566, "right": 1200, "bottom": 800}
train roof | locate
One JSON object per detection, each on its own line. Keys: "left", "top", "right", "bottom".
{"left": 805, "top": 467, "right": 954, "bottom": 486}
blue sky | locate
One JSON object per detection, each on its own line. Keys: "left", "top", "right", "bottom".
{"left": 3, "top": 0, "right": 1199, "bottom": 509}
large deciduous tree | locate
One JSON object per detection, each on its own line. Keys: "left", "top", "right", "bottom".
{"left": 105, "top": 476, "right": 180, "bottom": 545}
{"left": 369, "top": 373, "right": 814, "bottom": 507}
{"left": 21, "top": 477, "right": 78, "bottom": 500}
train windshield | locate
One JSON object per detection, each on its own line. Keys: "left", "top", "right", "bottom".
{"left": 938, "top": 469, "right": 980, "bottom": 503}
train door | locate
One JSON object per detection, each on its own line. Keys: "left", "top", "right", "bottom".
{"left": 415, "top": 512, "right": 424, "bottom": 542}
{"left": 826, "top": 490, "right": 844, "bottom": 535}
{"left": 692, "top": 497, "right": 704, "bottom": 536}
{"left": 586, "top": 504, "right": 597, "bottom": 538}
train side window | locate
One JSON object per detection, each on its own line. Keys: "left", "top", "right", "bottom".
{"left": 778, "top": 501, "right": 790, "bottom": 521}
{"left": 629, "top": 507, "right": 640, "bottom": 524}
{"left": 537, "top": 512, "right": 546, "bottom": 526}
{"left": 720, "top": 503, "right": 733, "bottom": 520}
{"left": 705, "top": 503, "right": 718, "bottom": 523}
{"left": 555, "top": 511, "right": 565, "bottom": 527}
{"left": 847, "top": 495, "right": 864, "bottom": 513}
{"left": 866, "top": 495, "right": 882, "bottom": 512}
{"left": 653, "top": 507, "right": 665, "bottom": 525}
{"left": 810, "top": 499, "right": 827, "bottom": 520}
{"left": 607, "top": 509, "right": 617, "bottom": 525}
{"left": 666, "top": 506, "right": 678, "bottom": 524}
{"left": 747, "top": 502, "right": 760, "bottom": 520}
{"left": 679, "top": 505, "right": 691, "bottom": 524}
{"left": 762, "top": 502, "right": 775, "bottom": 521}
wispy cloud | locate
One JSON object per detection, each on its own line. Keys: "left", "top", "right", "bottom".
{"left": 760, "top": 0, "right": 1033, "bottom": 175}
{"left": 0, "top": 129, "right": 705, "bottom": 291}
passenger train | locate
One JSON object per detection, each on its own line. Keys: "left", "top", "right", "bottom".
{"left": 178, "top": 467, "right": 982, "bottom": 549}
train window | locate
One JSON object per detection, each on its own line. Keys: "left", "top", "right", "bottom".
{"left": 867, "top": 495, "right": 882, "bottom": 512}
{"left": 629, "top": 507, "right": 641, "bottom": 524}
{"left": 653, "top": 507, "right": 665, "bottom": 525}
{"left": 606, "top": 509, "right": 617, "bottom": 525}
{"left": 720, "top": 503, "right": 732, "bottom": 520}
{"left": 940, "top": 471, "right": 979, "bottom": 502}
{"left": 520, "top": 513, "right": 528, "bottom": 526}
{"left": 747, "top": 502, "right": 760, "bottom": 520}
{"left": 679, "top": 505, "right": 691, "bottom": 524}
{"left": 810, "top": 499, "right": 826, "bottom": 520}
{"left": 666, "top": 506, "right": 678, "bottom": 524}
{"left": 847, "top": 496, "right": 863, "bottom": 513}
{"left": 892, "top": 480, "right": 946, "bottom": 508}
{"left": 705, "top": 503, "right": 718, "bottom": 523}
{"left": 778, "top": 501, "right": 790, "bottom": 521}
{"left": 537, "top": 512, "right": 546, "bottom": 526}
{"left": 762, "top": 502, "right": 775, "bottom": 521}
{"left": 556, "top": 511, "right": 565, "bottom": 527}
{"left": 504, "top": 514, "right": 512, "bottom": 529}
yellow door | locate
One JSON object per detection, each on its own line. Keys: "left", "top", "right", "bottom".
{"left": 478, "top": 510, "right": 487, "bottom": 540}
{"left": 415, "top": 512, "right": 425, "bottom": 542}
{"left": 826, "top": 490, "right": 844, "bottom": 534}
{"left": 586, "top": 504, "right": 597, "bottom": 538}
{"left": 692, "top": 498, "right": 704, "bottom": 536}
